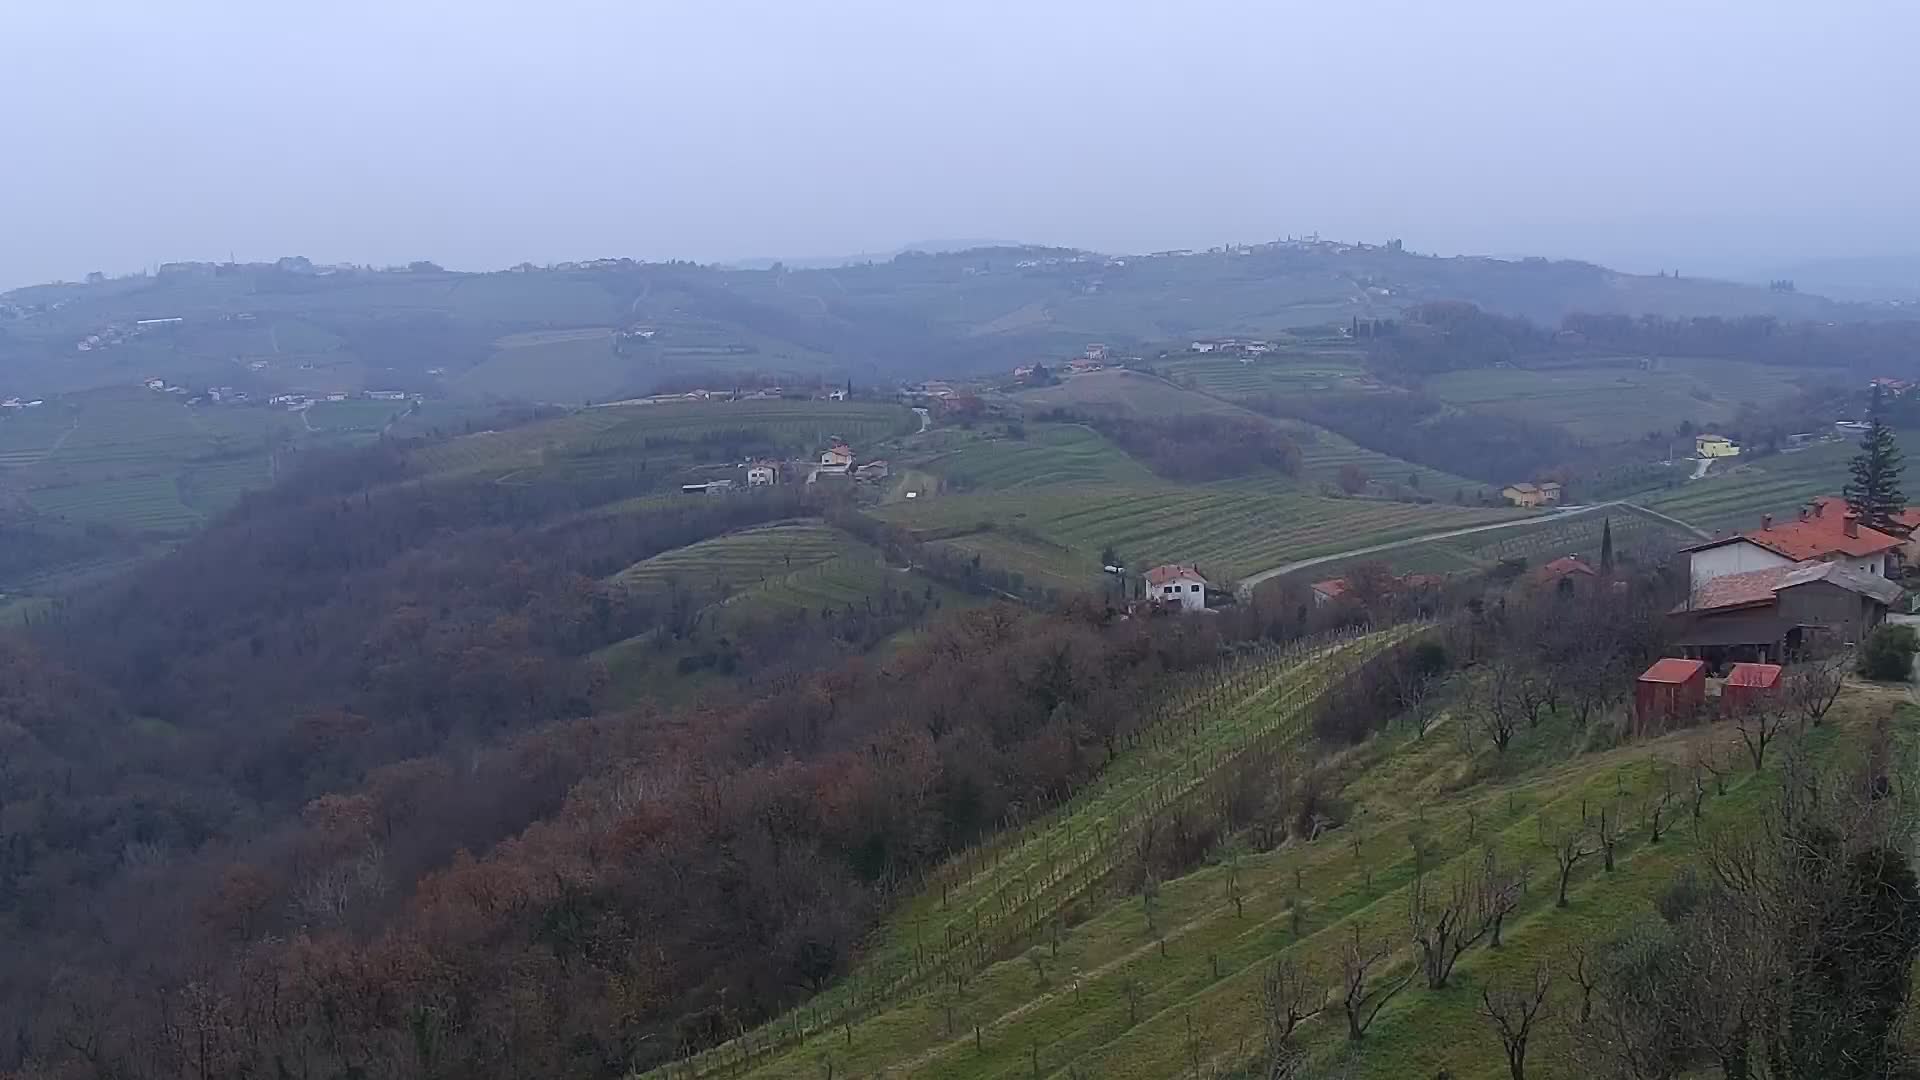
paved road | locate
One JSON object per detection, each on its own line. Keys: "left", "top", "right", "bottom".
{"left": 1235, "top": 501, "right": 1709, "bottom": 596}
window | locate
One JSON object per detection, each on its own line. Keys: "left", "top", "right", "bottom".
{"left": 1189, "top": 584, "right": 1200, "bottom": 592}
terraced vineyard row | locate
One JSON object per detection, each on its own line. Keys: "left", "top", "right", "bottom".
{"left": 609, "top": 521, "right": 844, "bottom": 589}
{"left": 647, "top": 625, "right": 1422, "bottom": 1080}
{"left": 914, "top": 424, "right": 1156, "bottom": 490}
{"left": 880, "top": 490, "right": 1516, "bottom": 582}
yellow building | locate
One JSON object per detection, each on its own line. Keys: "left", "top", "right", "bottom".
{"left": 1502, "top": 481, "right": 1562, "bottom": 508}
{"left": 1696, "top": 434, "right": 1741, "bottom": 458}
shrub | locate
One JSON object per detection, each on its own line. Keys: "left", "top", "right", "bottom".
{"left": 1858, "top": 624, "right": 1919, "bottom": 682}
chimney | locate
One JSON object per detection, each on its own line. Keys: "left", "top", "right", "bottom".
{"left": 1761, "top": 514, "right": 1773, "bottom": 531}
{"left": 1813, "top": 500, "right": 1825, "bottom": 518}
{"left": 1800, "top": 504, "right": 1812, "bottom": 522}
{"left": 1844, "top": 512, "right": 1860, "bottom": 538}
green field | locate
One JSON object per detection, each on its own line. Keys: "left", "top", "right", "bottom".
{"left": 1, "top": 390, "right": 301, "bottom": 538}
{"left": 460, "top": 328, "right": 641, "bottom": 403}
{"left": 608, "top": 521, "right": 845, "bottom": 590}
{"left": 304, "top": 398, "right": 409, "bottom": 432}
{"left": 1009, "top": 371, "right": 1481, "bottom": 495}
{"left": 410, "top": 400, "right": 913, "bottom": 479}
{"left": 676, "top": 633, "right": 1897, "bottom": 1080}
{"left": 1156, "top": 349, "right": 1373, "bottom": 398}
{"left": 910, "top": 424, "right": 1158, "bottom": 490}
{"left": 879, "top": 489, "right": 1518, "bottom": 584}
{"left": 1273, "top": 505, "right": 1702, "bottom": 584}
{"left": 1638, "top": 436, "right": 1869, "bottom": 535}
{"left": 1424, "top": 357, "right": 1808, "bottom": 441}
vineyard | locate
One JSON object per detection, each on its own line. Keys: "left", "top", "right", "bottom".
{"left": 1639, "top": 436, "right": 1873, "bottom": 534}
{"left": 879, "top": 489, "right": 1516, "bottom": 583}
{"left": 410, "top": 401, "right": 913, "bottom": 478}
{"left": 1424, "top": 357, "right": 1806, "bottom": 441}
{"left": 645, "top": 624, "right": 1423, "bottom": 1080}
{"left": 911, "top": 424, "right": 1156, "bottom": 490}
{"left": 679, "top": 665, "right": 1897, "bottom": 1080}
{"left": 1155, "top": 351, "right": 1370, "bottom": 398}
{"left": 608, "top": 521, "right": 845, "bottom": 590}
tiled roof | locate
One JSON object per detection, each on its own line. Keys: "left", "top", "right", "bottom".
{"left": 1535, "top": 556, "right": 1596, "bottom": 582}
{"left": 1738, "top": 496, "right": 1901, "bottom": 559}
{"left": 1311, "top": 578, "right": 1347, "bottom": 598}
{"left": 1145, "top": 564, "right": 1207, "bottom": 587}
{"left": 1676, "top": 559, "right": 1903, "bottom": 614}
{"left": 1640, "top": 658, "right": 1705, "bottom": 684}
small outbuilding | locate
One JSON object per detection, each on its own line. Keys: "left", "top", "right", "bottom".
{"left": 1721, "top": 662, "right": 1783, "bottom": 716}
{"left": 1634, "top": 658, "right": 1706, "bottom": 735}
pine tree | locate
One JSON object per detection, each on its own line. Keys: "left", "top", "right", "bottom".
{"left": 1845, "top": 389, "right": 1906, "bottom": 529}
{"left": 1599, "top": 517, "right": 1614, "bottom": 575}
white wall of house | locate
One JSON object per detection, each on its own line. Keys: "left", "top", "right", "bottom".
{"left": 1690, "top": 541, "right": 1793, "bottom": 589}
{"left": 1833, "top": 552, "right": 1892, "bottom": 578}
{"left": 1156, "top": 578, "right": 1207, "bottom": 611}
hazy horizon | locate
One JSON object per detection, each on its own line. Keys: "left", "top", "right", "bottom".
{"left": 4, "top": 0, "right": 1917, "bottom": 291}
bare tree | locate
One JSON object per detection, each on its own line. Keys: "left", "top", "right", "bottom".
{"left": 1258, "top": 957, "right": 1326, "bottom": 1071}
{"left": 1392, "top": 661, "right": 1440, "bottom": 739}
{"left": 1540, "top": 819, "right": 1596, "bottom": 907}
{"left": 1730, "top": 701, "right": 1791, "bottom": 771}
{"left": 1407, "top": 865, "right": 1490, "bottom": 989}
{"left": 1481, "top": 961, "right": 1553, "bottom": 1080}
{"left": 1465, "top": 669, "right": 1520, "bottom": 754}
{"left": 1337, "top": 926, "right": 1413, "bottom": 1040}
{"left": 1782, "top": 646, "right": 1849, "bottom": 726}
{"left": 1561, "top": 942, "right": 1596, "bottom": 1025}
{"left": 1639, "top": 771, "right": 1677, "bottom": 845}
{"left": 1479, "top": 849, "right": 1527, "bottom": 948}
{"left": 1594, "top": 800, "right": 1623, "bottom": 873}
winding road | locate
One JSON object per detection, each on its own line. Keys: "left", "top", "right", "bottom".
{"left": 1235, "top": 500, "right": 1708, "bottom": 595}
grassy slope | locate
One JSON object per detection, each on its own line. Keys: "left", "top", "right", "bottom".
{"left": 1281, "top": 504, "right": 1699, "bottom": 583}
{"left": 650, "top": 626, "right": 1425, "bottom": 1080}
{"left": 592, "top": 518, "right": 974, "bottom": 707}
{"left": 1639, "top": 435, "right": 1881, "bottom": 535}
{"left": 709, "top": 667, "right": 1903, "bottom": 1080}
{"left": 1008, "top": 369, "right": 1482, "bottom": 494}
{"left": 407, "top": 400, "right": 914, "bottom": 479}
{"left": 1423, "top": 357, "right": 1806, "bottom": 442}
{"left": 879, "top": 489, "right": 1516, "bottom": 584}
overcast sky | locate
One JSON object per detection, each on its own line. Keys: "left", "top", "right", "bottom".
{"left": 3, "top": 0, "right": 1916, "bottom": 289}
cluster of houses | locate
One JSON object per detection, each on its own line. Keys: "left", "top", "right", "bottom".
{"left": 1188, "top": 338, "right": 1278, "bottom": 357}
{"left": 680, "top": 439, "right": 890, "bottom": 496}
{"left": 143, "top": 377, "right": 414, "bottom": 409}
{"left": 75, "top": 316, "right": 183, "bottom": 354}
{"left": 1670, "top": 495, "right": 1912, "bottom": 667}
{"left": 1012, "top": 344, "right": 1112, "bottom": 382}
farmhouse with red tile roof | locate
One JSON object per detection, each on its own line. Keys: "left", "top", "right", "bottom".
{"left": 1683, "top": 496, "right": 1902, "bottom": 590}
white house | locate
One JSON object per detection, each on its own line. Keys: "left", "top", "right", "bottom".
{"left": 1685, "top": 496, "right": 1902, "bottom": 590}
{"left": 1145, "top": 564, "right": 1210, "bottom": 612}
{"left": 747, "top": 462, "right": 777, "bottom": 487}
{"left": 820, "top": 443, "right": 854, "bottom": 468}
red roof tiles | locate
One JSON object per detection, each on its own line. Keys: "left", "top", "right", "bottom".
{"left": 1145, "top": 564, "right": 1207, "bottom": 587}
{"left": 1738, "top": 496, "right": 1901, "bottom": 559}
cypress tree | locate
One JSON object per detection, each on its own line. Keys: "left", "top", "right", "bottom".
{"left": 1844, "top": 388, "right": 1906, "bottom": 529}
{"left": 1599, "top": 517, "right": 1614, "bottom": 575}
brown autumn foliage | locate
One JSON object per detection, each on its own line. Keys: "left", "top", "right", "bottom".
{"left": 0, "top": 443, "right": 1259, "bottom": 1078}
